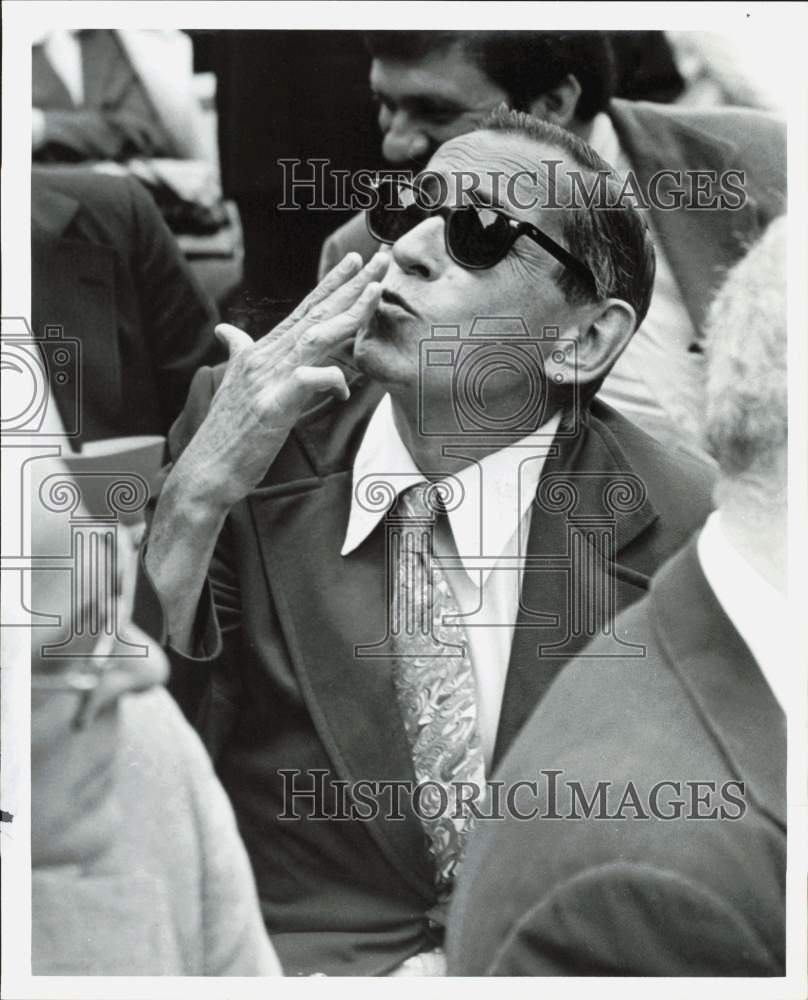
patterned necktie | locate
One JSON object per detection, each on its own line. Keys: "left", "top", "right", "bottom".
{"left": 390, "top": 483, "right": 486, "bottom": 897}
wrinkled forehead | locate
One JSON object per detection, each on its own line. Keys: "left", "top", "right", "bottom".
{"left": 420, "top": 131, "right": 574, "bottom": 232}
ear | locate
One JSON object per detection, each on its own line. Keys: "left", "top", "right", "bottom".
{"left": 547, "top": 299, "right": 637, "bottom": 390}
{"left": 526, "top": 73, "right": 582, "bottom": 130}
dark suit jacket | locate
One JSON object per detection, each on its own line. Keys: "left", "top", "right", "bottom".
{"left": 135, "top": 366, "right": 715, "bottom": 976}
{"left": 32, "top": 169, "right": 224, "bottom": 444}
{"left": 318, "top": 99, "right": 786, "bottom": 349}
{"left": 446, "top": 540, "right": 786, "bottom": 975}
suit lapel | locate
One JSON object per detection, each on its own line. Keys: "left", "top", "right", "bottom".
{"left": 80, "top": 31, "right": 122, "bottom": 107}
{"left": 493, "top": 410, "right": 658, "bottom": 766}
{"left": 651, "top": 541, "right": 786, "bottom": 830}
{"left": 248, "top": 388, "right": 434, "bottom": 898}
{"left": 610, "top": 99, "right": 763, "bottom": 341}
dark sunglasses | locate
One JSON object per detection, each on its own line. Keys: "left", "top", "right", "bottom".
{"left": 366, "top": 177, "right": 596, "bottom": 290}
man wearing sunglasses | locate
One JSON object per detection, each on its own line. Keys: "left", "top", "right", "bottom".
{"left": 136, "top": 111, "right": 715, "bottom": 976}
{"left": 320, "top": 30, "right": 785, "bottom": 459}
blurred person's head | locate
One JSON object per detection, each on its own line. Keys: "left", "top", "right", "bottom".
{"left": 355, "top": 109, "right": 654, "bottom": 427}
{"left": 365, "top": 30, "right": 615, "bottom": 166}
{"left": 31, "top": 457, "right": 168, "bottom": 866}
{"left": 704, "top": 216, "right": 787, "bottom": 589}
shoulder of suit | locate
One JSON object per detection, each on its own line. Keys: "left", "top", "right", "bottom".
{"left": 32, "top": 170, "right": 149, "bottom": 241}
{"left": 492, "top": 567, "right": 777, "bottom": 876}
{"left": 322, "top": 210, "right": 379, "bottom": 260}
{"left": 327, "top": 210, "right": 368, "bottom": 242}
{"left": 480, "top": 854, "right": 783, "bottom": 975}
{"left": 588, "top": 401, "right": 716, "bottom": 511}
{"left": 610, "top": 97, "right": 784, "bottom": 145}
{"left": 167, "top": 363, "right": 226, "bottom": 458}
{"left": 33, "top": 169, "right": 143, "bottom": 211}
{"left": 508, "top": 586, "right": 664, "bottom": 732}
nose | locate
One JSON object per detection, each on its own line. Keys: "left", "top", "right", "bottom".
{"left": 391, "top": 216, "right": 446, "bottom": 280}
{"left": 381, "top": 110, "right": 431, "bottom": 164}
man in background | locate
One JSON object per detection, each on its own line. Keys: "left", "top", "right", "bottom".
{"left": 447, "top": 215, "right": 788, "bottom": 976}
{"left": 32, "top": 29, "right": 206, "bottom": 162}
{"left": 32, "top": 168, "right": 224, "bottom": 445}
{"left": 320, "top": 30, "right": 785, "bottom": 457}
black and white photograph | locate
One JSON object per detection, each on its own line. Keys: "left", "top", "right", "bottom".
{"left": 1, "top": 3, "right": 806, "bottom": 996}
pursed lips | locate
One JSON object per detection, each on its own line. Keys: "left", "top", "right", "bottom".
{"left": 379, "top": 288, "right": 418, "bottom": 317}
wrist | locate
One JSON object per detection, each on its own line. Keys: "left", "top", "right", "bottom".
{"left": 164, "top": 455, "right": 235, "bottom": 525}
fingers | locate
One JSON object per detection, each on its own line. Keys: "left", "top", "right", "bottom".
{"left": 261, "top": 250, "right": 390, "bottom": 351}
{"left": 215, "top": 322, "right": 254, "bottom": 358}
{"left": 291, "top": 365, "right": 351, "bottom": 402}
{"left": 293, "top": 251, "right": 366, "bottom": 319}
{"left": 267, "top": 251, "right": 365, "bottom": 341}
{"left": 312, "top": 251, "right": 389, "bottom": 322}
{"left": 294, "top": 281, "right": 383, "bottom": 366}
{"left": 264, "top": 364, "right": 351, "bottom": 420}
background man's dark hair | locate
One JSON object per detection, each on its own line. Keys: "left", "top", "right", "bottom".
{"left": 364, "top": 31, "right": 616, "bottom": 121}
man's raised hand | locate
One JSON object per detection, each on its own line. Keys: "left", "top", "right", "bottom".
{"left": 174, "top": 251, "right": 389, "bottom": 512}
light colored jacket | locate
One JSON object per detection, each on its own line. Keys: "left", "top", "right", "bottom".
{"left": 32, "top": 685, "right": 281, "bottom": 976}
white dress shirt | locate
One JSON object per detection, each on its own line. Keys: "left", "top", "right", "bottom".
{"left": 342, "top": 394, "right": 561, "bottom": 767}
{"left": 588, "top": 112, "right": 707, "bottom": 453}
{"left": 697, "top": 510, "right": 789, "bottom": 713}
{"left": 39, "top": 30, "right": 85, "bottom": 107}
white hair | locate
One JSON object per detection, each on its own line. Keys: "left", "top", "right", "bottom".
{"left": 704, "top": 215, "right": 787, "bottom": 508}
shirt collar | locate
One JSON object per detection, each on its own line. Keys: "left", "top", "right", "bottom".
{"left": 697, "top": 509, "right": 789, "bottom": 712}
{"left": 341, "top": 394, "right": 560, "bottom": 583}
{"left": 587, "top": 110, "right": 626, "bottom": 174}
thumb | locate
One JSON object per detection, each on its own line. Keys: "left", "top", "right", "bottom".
{"left": 215, "top": 322, "right": 253, "bottom": 359}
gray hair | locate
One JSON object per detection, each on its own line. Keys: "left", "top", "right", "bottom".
{"left": 704, "top": 216, "right": 787, "bottom": 504}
